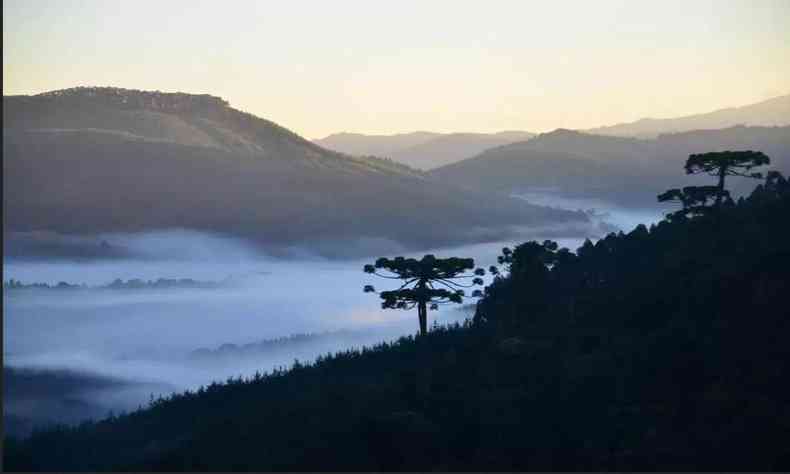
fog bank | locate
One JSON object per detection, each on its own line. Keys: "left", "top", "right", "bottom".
{"left": 3, "top": 199, "right": 661, "bottom": 436}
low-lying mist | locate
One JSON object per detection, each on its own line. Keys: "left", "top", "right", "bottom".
{"left": 3, "top": 196, "right": 662, "bottom": 437}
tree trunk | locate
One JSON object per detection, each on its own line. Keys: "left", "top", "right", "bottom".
{"left": 418, "top": 301, "right": 427, "bottom": 336}
{"left": 715, "top": 166, "right": 727, "bottom": 208}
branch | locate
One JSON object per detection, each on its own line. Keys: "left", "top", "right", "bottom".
{"left": 728, "top": 170, "right": 763, "bottom": 178}
{"left": 431, "top": 278, "right": 463, "bottom": 291}
{"left": 372, "top": 271, "right": 404, "bottom": 280}
{"left": 436, "top": 277, "right": 475, "bottom": 288}
{"left": 396, "top": 278, "right": 419, "bottom": 290}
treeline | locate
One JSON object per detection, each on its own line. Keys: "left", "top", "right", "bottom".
{"left": 188, "top": 329, "right": 396, "bottom": 366}
{"left": 3, "top": 279, "right": 86, "bottom": 290}
{"left": 5, "top": 172, "right": 790, "bottom": 471}
{"left": 24, "top": 86, "right": 229, "bottom": 113}
{"left": 3, "top": 278, "right": 222, "bottom": 291}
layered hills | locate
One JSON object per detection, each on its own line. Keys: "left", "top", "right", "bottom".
{"left": 2, "top": 87, "right": 582, "bottom": 258}
{"left": 429, "top": 125, "right": 790, "bottom": 208}
{"left": 314, "top": 130, "right": 535, "bottom": 170}
{"left": 586, "top": 93, "right": 790, "bottom": 138}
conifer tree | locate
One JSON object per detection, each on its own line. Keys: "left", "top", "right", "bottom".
{"left": 363, "top": 255, "right": 485, "bottom": 335}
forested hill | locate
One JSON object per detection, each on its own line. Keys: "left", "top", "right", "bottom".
{"left": 429, "top": 125, "right": 790, "bottom": 208}
{"left": 3, "top": 87, "right": 580, "bottom": 258}
{"left": 5, "top": 175, "right": 790, "bottom": 471}
{"left": 3, "top": 87, "right": 416, "bottom": 175}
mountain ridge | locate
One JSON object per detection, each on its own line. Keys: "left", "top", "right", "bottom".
{"left": 3, "top": 86, "right": 421, "bottom": 176}
{"left": 3, "top": 86, "right": 584, "bottom": 258}
{"left": 314, "top": 129, "right": 535, "bottom": 170}
{"left": 314, "top": 94, "right": 790, "bottom": 159}
{"left": 429, "top": 125, "right": 790, "bottom": 208}
{"left": 585, "top": 93, "right": 790, "bottom": 138}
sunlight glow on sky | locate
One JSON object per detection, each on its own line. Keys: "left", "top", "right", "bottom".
{"left": 4, "top": 0, "right": 790, "bottom": 138}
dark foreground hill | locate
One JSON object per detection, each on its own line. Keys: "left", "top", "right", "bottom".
{"left": 3, "top": 87, "right": 579, "bottom": 258}
{"left": 430, "top": 125, "right": 790, "bottom": 208}
{"left": 5, "top": 173, "right": 789, "bottom": 471}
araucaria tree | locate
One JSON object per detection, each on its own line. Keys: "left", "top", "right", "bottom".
{"left": 363, "top": 255, "right": 485, "bottom": 335}
{"left": 659, "top": 150, "right": 770, "bottom": 215}
{"left": 684, "top": 150, "right": 771, "bottom": 208}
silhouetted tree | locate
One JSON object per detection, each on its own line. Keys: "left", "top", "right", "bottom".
{"left": 684, "top": 150, "right": 770, "bottom": 208}
{"left": 476, "top": 240, "right": 570, "bottom": 330}
{"left": 363, "top": 255, "right": 485, "bottom": 335}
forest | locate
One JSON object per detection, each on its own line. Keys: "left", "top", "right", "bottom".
{"left": 4, "top": 153, "right": 789, "bottom": 471}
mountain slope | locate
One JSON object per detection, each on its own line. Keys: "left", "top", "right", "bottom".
{"left": 388, "top": 131, "right": 535, "bottom": 170}
{"left": 587, "top": 94, "right": 790, "bottom": 138}
{"left": 6, "top": 178, "right": 789, "bottom": 471}
{"left": 2, "top": 87, "right": 582, "bottom": 258}
{"left": 314, "top": 130, "right": 534, "bottom": 170}
{"left": 430, "top": 126, "right": 790, "bottom": 208}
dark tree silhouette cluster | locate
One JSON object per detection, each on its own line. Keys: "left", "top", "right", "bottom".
{"left": 657, "top": 185, "right": 723, "bottom": 218}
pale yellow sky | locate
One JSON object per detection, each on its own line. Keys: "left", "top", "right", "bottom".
{"left": 4, "top": 0, "right": 790, "bottom": 138}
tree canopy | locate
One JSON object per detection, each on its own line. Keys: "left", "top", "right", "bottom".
{"left": 684, "top": 150, "right": 770, "bottom": 178}
{"left": 684, "top": 150, "right": 770, "bottom": 208}
{"left": 660, "top": 150, "right": 771, "bottom": 213}
{"left": 364, "top": 255, "right": 485, "bottom": 335}
{"left": 657, "top": 185, "right": 727, "bottom": 219}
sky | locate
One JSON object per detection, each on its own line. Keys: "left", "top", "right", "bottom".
{"left": 4, "top": 0, "right": 790, "bottom": 138}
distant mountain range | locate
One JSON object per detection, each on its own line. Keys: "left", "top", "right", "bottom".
{"left": 586, "top": 94, "right": 790, "bottom": 138}
{"left": 314, "top": 130, "right": 535, "bottom": 170}
{"left": 429, "top": 125, "right": 790, "bottom": 209}
{"left": 315, "top": 95, "right": 789, "bottom": 171}
{"left": 7, "top": 88, "right": 786, "bottom": 254}
{"left": 3, "top": 87, "right": 582, "bottom": 259}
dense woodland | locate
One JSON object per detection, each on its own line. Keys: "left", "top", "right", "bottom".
{"left": 5, "top": 160, "right": 789, "bottom": 470}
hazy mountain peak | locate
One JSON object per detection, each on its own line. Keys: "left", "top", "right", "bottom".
{"left": 587, "top": 93, "right": 790, "bottom": 138}
{"left": 524, "top": 128, "right": 637, "bottom": 147}
{"left": 536, "top": 128, "right": 587, "bottom": 138}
